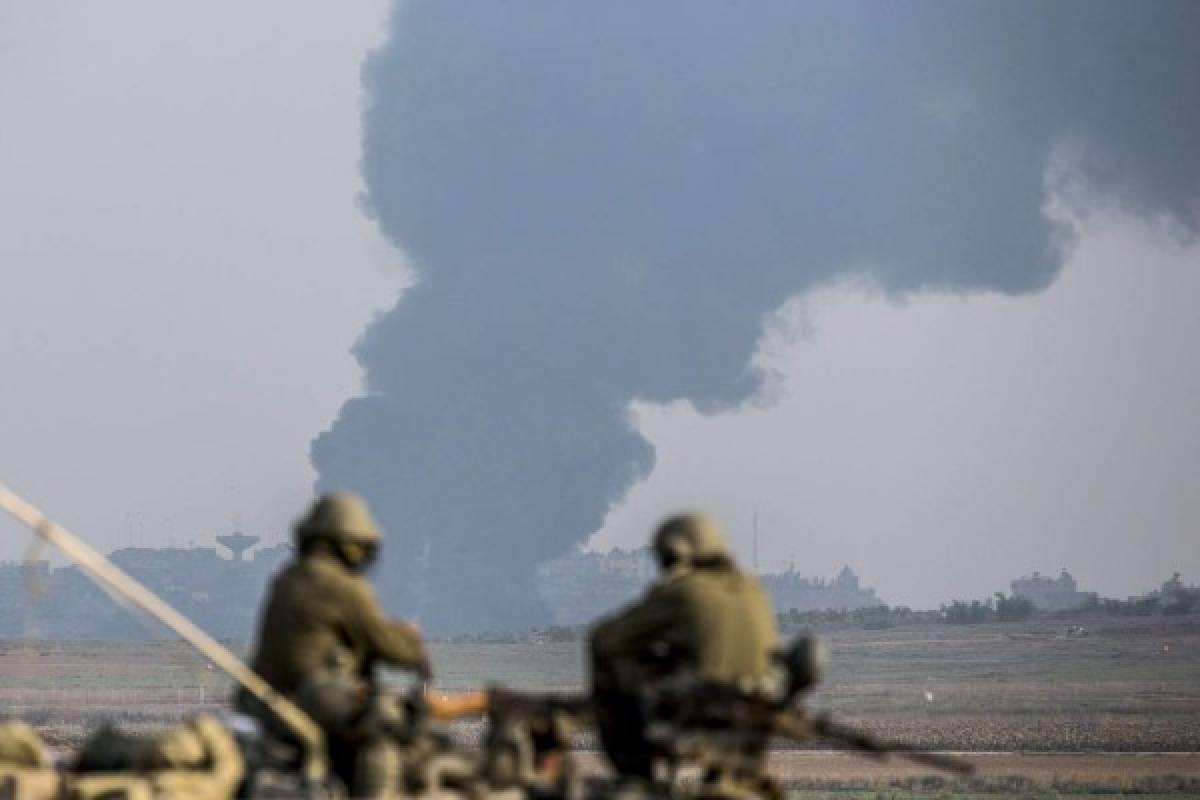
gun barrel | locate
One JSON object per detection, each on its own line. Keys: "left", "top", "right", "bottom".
{"left": 777, "top": 712, "right": 974, "bottom": 776}
{"left": 897, "top": 749, "right": 976, "bottom": 776}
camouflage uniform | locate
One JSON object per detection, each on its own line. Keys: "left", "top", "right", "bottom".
{"left": 242, "top": 492, "right": 430, "bottom": 797}
{"left": 588, "top": 513, "right": 778, "bottom": 782}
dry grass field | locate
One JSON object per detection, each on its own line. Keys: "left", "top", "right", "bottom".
{"left": 1, "top": 613, "right": 1197, "bottom": 796}
{"left": 803, "top": 615, "right": 1200, "bottom": 753}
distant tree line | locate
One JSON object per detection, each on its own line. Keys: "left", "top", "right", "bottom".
{"left": 777, "top": 605, "right": 939, "bottom": 631}
{"left": 1082, "top": 591, "right": 1198, "bottom": 617}
{"left": 778, "top": 588, "right": 1199, "bottom": 630}
{"left": 436, "top": 586, "right": 1199, "bottom": 642}
{"left": 939, "top": 593, "right": 1036, "bottom": 625}
{"left": 774, "top": 594, "right": 1037, "bottom": 630}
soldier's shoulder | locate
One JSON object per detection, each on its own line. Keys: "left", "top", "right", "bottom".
{"left": 731, "top": 570, "right": 773, "bottom": 601}
{"left": 265, "top": 558, "right": 305, "bottom": 590}
{"left": 742, "top": 571, "right": 770, "bottom": 593}
{"left": 651, "top": 568, "right": 714, "bottom": 602}
{"left": 674, "top": 565, "right": 767, "bottom": 603}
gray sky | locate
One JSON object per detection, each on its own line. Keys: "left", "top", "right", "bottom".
{"left": 594, "top": 197, "right": 1200, "bottom": 607}
{"left": 1, "top": 3, "right": 1196, "bottom": 611}
{"left": 0, "top": 1, "right": 399, "bottom": 552}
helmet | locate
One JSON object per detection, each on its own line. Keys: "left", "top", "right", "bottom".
{"left": 294, "top": 492, "right": 382, "bottom": 548}
{"left": 651, "top": 512, "right": 730, "bottom": 570}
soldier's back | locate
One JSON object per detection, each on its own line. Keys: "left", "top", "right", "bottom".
{"left": 249, "top": 553, "right": 371, "bottom": 694}
{"left": 660, "top": 567, "right": 777, "bottom": 684}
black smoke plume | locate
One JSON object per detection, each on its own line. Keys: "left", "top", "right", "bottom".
{"left": 313, "top": 1, "right": 1200, "bottom": 632}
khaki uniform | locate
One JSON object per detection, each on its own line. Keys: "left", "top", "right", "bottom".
{"left": 249, "top": 550, "right": 427, "bottom": 693}
{"left": 589, "top": 563, "right": 778, "bottom": 780}
{"left": 243, "top": 549, "right": 428, "bottom": 796}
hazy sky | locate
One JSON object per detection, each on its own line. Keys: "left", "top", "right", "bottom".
{"left": 1, "top": 1, "right": 398, "bottom": 552}
{"left": 1, "top": 3, "right": 1196, "bottom": 611}
{"left": 595, "top": 198, "right": 1200, "bottom": 607}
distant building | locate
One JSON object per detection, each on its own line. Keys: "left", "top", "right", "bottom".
{"left": 536, "top": 548, "right": 884, "bottom": 623}
{"left": 0, "top": 533, "right": 292, "bottom": 641}
{"left": 3, "top": 534, "right": 893, "bottom": 637}
{"left": 1010, "top": 569, "right": 1090, "bottom": 611}
{"left": 760, "top": 564, "right": 884, "bottom": 613}
{"left": 1159, "top": 572, "right": 1187, "bottom": 602}
{"left": 1141, "top": 572, "right": 1199, "bottom": 610}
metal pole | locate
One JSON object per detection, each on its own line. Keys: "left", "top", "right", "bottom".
{"left": 0, "top": 483, "right": 327, "bottom": 782}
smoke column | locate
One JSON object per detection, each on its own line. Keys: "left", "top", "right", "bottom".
{"left": 313, "top": 1, "right": 1200, "bottom": 632}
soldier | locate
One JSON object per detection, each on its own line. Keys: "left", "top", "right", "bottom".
{"left": 241, "top": 492, "right": 431, "bottom": 797}
{"left": 588, "top": 512, "right": 778, "bottom": 784}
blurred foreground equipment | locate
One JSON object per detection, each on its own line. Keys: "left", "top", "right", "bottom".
{"left": 0, "top": 483, "right": 333, "bottom": 796}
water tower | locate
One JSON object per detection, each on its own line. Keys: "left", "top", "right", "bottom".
{"left": 216, "top": 531, "right": 260, "bottom": 562}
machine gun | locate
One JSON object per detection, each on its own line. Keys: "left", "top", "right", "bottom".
{"left": 771, "top": 708, "right": 972, "bottom": 775}
{"left": 643, "top": 636, "right": 967, "bottom": 775}
{"left": 650, "top": 678, "right": 975, "bottom": 779}
{"left": 426, "top": 636, "right": 973, "bottom": 797}
{"left": 643, "top": 637, "right": 973, "bottom": 780}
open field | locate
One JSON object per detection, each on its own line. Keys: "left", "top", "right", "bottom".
{"left": 1, "top": 614, "right": 1198, "bottom": 794}
{"left": 769, "top": 752, "right": 1200, "bottom": 797}
{"left": 800, "top": 615, "right": 1200, "bottom": 753}
{"left": 569, "top": 752, "right": 1200, "bottom": 798}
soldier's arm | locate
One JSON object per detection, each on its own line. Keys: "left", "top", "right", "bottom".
{"left": 590, "top": 584, "right": 691, "bottom": 679}
{"left": 347, "top": 581, "right": 432, "bottom": 678}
